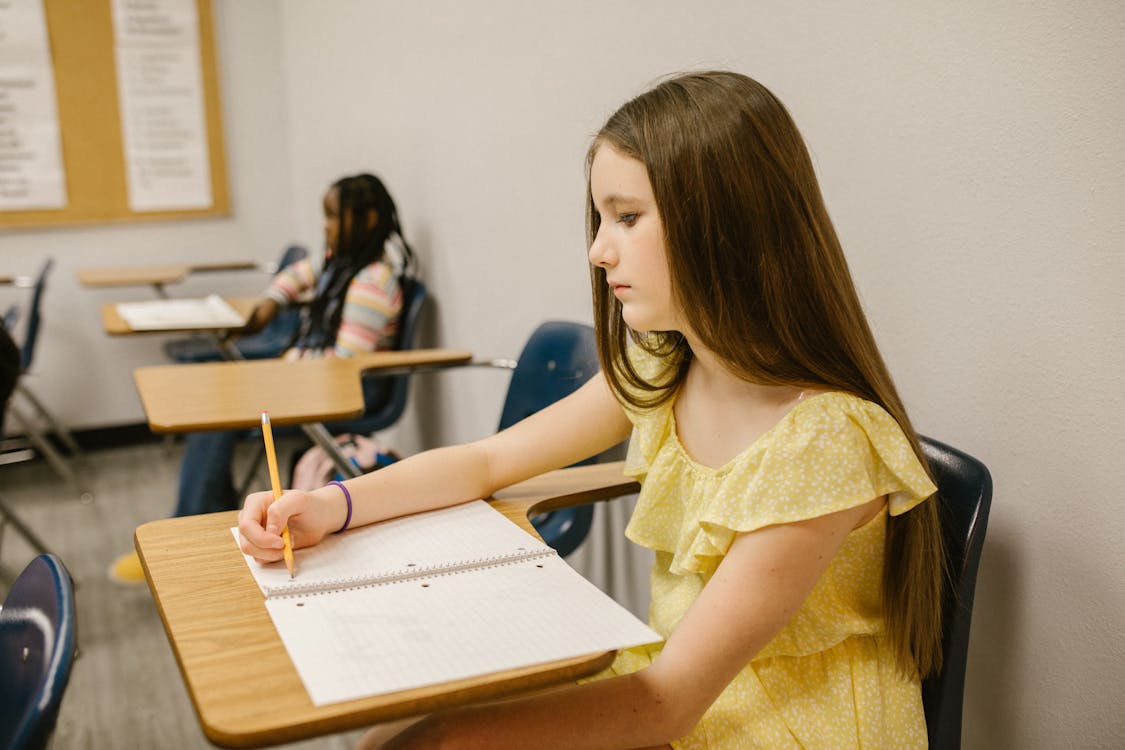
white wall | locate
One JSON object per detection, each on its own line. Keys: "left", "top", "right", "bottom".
{"left": 0, "top": 1, "right": 295, "bottom": 429}
{"left": 3, "top": 1, "right": 1122, "bottom": 746}
{"left": 276, "top": 2, "right": 1125, "bottom": 746}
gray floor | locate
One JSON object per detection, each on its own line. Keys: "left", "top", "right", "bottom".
{"left": 0, "top": 437, "right": 365, "bottom": 749}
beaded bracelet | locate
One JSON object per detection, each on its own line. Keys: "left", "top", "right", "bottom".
{"left": 328, "top": 480, "right": 352, "bottom": 534}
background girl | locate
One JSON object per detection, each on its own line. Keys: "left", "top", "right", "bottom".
{"left": 110, "top": 173, "right": 415, "bottom": 585}
{"left": 239, "top": 72, "right": 945, "bottom": 749}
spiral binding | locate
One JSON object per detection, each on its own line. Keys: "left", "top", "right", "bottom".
{"left": 265, "top": 546, "right": 559, "bottom": 599}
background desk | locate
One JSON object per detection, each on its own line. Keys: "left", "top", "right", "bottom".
{"left": 135, "top": 461, "right": 641, "bottom": 747}
{"left": 100, "top": 297, "right": 261, "bottom": 337}
{"left": 132, "top": 349, "right": 472, "bottom": 432}
{"left": 132, "top": 349, "right": 473, "bottom": 477}
{"left": 77, "top": 261, "right": 267, "bottom": 297}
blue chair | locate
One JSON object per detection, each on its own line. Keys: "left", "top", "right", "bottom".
{"left": 0, "top": 326, "right": 51, "bottom": 558}
{"left": 493, "top": 321, "right": 604, "bottom": 557}
{"left": 0, "top": 554, "right": 77, "bottom": 750}
{"left": 919, "top": 436, "right": 993, "bottom": 750}
{"left": 2, "top": 259, "right": 86, "bottom": 488}
{"left": 163, "top": 244, "right": 309, "bottom": 363}
{"left": 320, "top": 276, "right": 428, "bottom": 437}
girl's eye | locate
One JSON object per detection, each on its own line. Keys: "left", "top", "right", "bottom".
{"left": 617, "top": 213, "right": 638, "bottom": 226}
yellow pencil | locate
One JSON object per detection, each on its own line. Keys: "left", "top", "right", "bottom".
{"left": 261, "top": 411, "right": 295, "bottom": 578}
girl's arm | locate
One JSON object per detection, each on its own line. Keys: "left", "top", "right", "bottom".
{"left": 238, "top": 372, "right": 632, "bottom": 560}
{"left": 371, "top": 497, "right": 884, "bottom": 750}
{"left": 238, "top": 298, "right": 278, "bottom": 336}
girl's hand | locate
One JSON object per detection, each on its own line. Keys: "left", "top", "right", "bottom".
{"left": 237, "top": 487, "right": 336, "bottom": 563}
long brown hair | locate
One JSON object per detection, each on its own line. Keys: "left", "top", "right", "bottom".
{"left": 587, "top": 71, "right": 946, "bottom": 678}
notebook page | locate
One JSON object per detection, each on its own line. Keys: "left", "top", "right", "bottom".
{"left": 264, "top": 554, "right": 662, "bottom": 705}
{"left": 117, "top": 294, "right": 245, "bottom": 330}
{"left": 235, "top": 500, "right": 553, "bottom": 597}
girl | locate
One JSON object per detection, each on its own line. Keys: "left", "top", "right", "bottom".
{"left": 110, "top": 173, "right": 415, "bottom": 585}
{"left": 238, "top": 72, "right": 945, "bottom": 749}
{"left": 241, "top": 173, "right": 415, "bottom": 360}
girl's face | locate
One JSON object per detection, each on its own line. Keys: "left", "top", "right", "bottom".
{"left": 322, "top": 187, "right": 341, "bottom": 258}
{"left": 588, "top": 144, "right": 680, "bottom": 333}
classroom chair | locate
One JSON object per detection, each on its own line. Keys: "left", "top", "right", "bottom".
{"left": 488, "top": 320, "right": 606, "bottom": 557}
{"left": 2, "top": 259, "right": 86, "bottom": 488}
{"left": 0, "top": 327, "right": 53, "bottom": 562}
{"left": 919, "top": 435, "right": 993, "bottom": 750}
{"left": 162, "top": 244, "right": 309, "bottom": 363}
{"left": 0, "top": 554, "right": 77, "bottom": 750}
{"left": 321, "top": 276, "right": 429, "bottom": 437}
{"left": 245, "top": 277, "right": 428, "bottom": 494}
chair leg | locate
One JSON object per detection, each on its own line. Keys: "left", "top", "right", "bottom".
{"left": 5, "top": 403, "right": 95, "bottom": 502}
{"left": 5, "top": 403, "right": 75, "bottom": 482}
{"left": 0, "top": 496, "right": 52, "bottom": 556}
{"left": 14, "top": 381, "right": 84, "bottom": 457}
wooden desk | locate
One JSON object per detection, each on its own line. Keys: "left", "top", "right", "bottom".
{"left": 135, "top": 462, "right": 641, "bottom": 748}
{"left": 133, "top": 349, "right": 473, "bottom": 433}
{"left": 100, "top": 297, "right": 261, "bottom": 336}
{"left": 77, "top": 260, "right": 264, "bottom": 290}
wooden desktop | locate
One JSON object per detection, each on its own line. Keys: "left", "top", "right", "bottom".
{"left": 135, "top": 461, "right": 640, "bottom": 747}
{"left": 77, "top": 260, "right": 266, "bottom": 294}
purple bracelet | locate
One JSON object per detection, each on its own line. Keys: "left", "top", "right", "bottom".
{"left": 328, "top": 480, "right": 352, "bottom": 534}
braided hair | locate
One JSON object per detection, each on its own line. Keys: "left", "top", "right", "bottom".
{"left": 297, "top": 173, "right": 415, "bottom": 351}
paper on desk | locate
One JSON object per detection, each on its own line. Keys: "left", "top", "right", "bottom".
{"left": 268, "top": 554, "right": 661, "bottom": 705}
{"left": 116, "top": 294, "right": 245, "bottom": 330}
{"left": 230, "top": 500, "right": 663, "bottom": 705}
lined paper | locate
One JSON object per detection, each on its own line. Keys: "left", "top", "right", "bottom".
{"left": 234, "top": 500, "right": 662, "bottom": 705}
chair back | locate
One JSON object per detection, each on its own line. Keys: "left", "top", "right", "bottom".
{"left": 17, "top": 259, "right": 54, "bottom": 373}
{"left": 919, "top": 435, "right": 993, "bottom": 750}
{"left": 0, "top": 554, "right": 77, "bottom": 750}
{"left": 163, "top": 245, "right": 309, "bottom": 363}
{"left": 497, "top": 321, "right": 600, "bottom": 556}
{"left": 327, "top": 276, "right": 427, "bottom": 435}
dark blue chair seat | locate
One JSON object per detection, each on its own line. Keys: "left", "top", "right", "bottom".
{"left": 0, "top": 554, "right": 77, "bottom": 750}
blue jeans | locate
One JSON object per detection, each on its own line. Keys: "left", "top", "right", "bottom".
{"left": 174, "top": 430, "right": 243, "bottom": 517}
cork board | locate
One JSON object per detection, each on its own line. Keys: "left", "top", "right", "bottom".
{"left": 2, "top": 0, "right": 229, "bottom": 228}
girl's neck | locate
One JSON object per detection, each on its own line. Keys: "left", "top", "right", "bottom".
{"left": 673, "top": 337, "right": 809, "bottom": 469}
{"left": 681, "top": 334, "right": 804, "bottom": 407}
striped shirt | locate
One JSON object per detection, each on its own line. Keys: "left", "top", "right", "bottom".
{"left": 265, "top": 255, "right": 403, "bottom": 360}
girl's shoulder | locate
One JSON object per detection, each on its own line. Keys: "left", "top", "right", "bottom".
{"left": 350, "top": 260, "right": 399, "bottom": 288}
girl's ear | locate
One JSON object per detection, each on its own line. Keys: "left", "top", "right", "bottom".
{"left": 365, "top": 209, "right": 379, "bottom": 231}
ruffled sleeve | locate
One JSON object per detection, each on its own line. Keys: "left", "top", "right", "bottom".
{"left": 625, "top": 392, "right": 937, "bottom": 577}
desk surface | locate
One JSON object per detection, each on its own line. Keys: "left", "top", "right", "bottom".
{"left": 77, "top": 260, "right": 262, "bottom": 288}
{"left": 133, "top": 349, "right": 473, "bottom": 432}
{"left": 136, "top": 461, "right": 640, "bottom": 748}
{"left": 100, "top": 296, "right": 261, "bottom": 336}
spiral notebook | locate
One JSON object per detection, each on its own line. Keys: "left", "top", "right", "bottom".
{"left": 235, "top": 499, "right": 661, "bottom": 706}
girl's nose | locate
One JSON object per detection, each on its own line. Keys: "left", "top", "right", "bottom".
{"left": 588, "top": 227, "right": 615, "bottom": 268}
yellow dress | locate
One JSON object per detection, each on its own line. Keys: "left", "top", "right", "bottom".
{"left": 591, "top": 355, "right": 938, "bottom": 749}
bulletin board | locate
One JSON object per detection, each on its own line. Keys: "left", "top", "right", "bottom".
{"left": 2, "top": 0, "right": 229, "bottom": 229}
